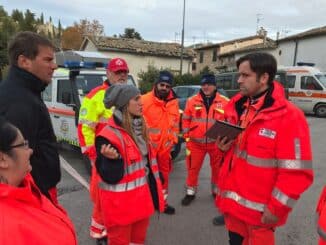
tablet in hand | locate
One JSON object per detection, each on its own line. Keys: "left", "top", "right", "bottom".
{"left": 205, "top": 120, "right": 244, "bottom": 140}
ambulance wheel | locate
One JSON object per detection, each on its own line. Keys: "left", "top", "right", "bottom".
{"left": 315, "top": 104, "right": 326, "bottom": 117}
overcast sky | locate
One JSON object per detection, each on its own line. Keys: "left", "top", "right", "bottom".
{"left": 2, "top": 0, "right": 326, "bottom": 46}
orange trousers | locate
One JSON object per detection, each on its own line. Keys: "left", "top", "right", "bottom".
{"left": 225, "top": 214, "right": 275, "bottom": 245}
{"left": 185, "top": 141, "right": 222, "bottom": 193}
{"left": 89, "top": 165, "right": 106, "bottom": 238}
{"left": 107, "top": 218, "right": 150, "bottom": 245}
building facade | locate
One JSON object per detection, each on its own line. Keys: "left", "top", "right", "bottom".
{"left": 277, "top": 26, "right": 326, "bottom": 71}
{"left": 80, "top": 36, "right": 194, "bottom": 82}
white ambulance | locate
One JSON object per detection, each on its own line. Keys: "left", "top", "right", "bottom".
{"left": 42, "top": 61, "right": 136, "bottom": 151}
{"left": 285, "top": 66, "right": 326, "bottom": 117}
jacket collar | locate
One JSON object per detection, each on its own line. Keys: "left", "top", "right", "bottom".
{"left": 5, "top": 65, "right": 47, "bottom": 94}
{"left": 226, "top": 81, "right": 287, "bottom": 123}
{"left": 151, "top": 88, "right": 177, "bottom": 102}
{"left": 0, "top": 174, "right": 42, "bottom": 206}
{"left": 199, "top": 89, "right": 217, "bottom": 101}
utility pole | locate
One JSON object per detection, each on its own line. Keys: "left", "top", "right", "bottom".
{"left": 180, "top": 0, "right": 186, "bottom": 75}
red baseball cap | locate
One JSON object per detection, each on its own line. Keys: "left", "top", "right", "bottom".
{"left": 106, "top": 58, "right": 129, "bottom": 72}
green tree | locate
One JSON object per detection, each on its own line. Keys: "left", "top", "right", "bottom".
{"left": 174, "top": 73, "right": 201, "bottom": 86}
{"left": 0, "top": 6, "right": 17, "bottom": 77}
{"left": 138, "top": 65, "right": 160, "bottom": 93}
{"left": 137, "top": 64, "right": 207, "bottom": 93}
{"left": 11, "top": 9, "right": 23, "bottom": 23}
{"left": 39, "top": 12, "right": 44, "bottom": 24}
{"left": 119, "top": 28, "right": 142, "bottom": 40}
{"left": 58, "top": 19, "right": 62, "bottom": 38}
{"left": 199, "top": 65, "right": 212, "bottom": 75}
{"left": 19, "top": 9, "right": 37, "bottom": 31}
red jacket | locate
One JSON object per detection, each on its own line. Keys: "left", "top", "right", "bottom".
{"left": 317, "top": 186, "right": 326, "bottom": 244}
{"left": 216, "top": 82, "right": 313, "bottom": 227}
{"left": 182, "top": 91, "right": 229, "bottom": 144}
{"left": 0, "top": 174, "right": 76, "bottom": 245}
{"left": 97, "top": 119, "right": 165, "bottom": 227}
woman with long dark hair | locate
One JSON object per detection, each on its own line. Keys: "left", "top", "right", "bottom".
{"left": 95, "top": 84, "right": 164, "bottom": 245}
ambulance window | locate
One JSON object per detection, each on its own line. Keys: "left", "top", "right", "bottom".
{"left": 316, "top": 74, "right": 326, "bottom": 88}
{"left": 42, "top": 83, "right": 52, "bottom": 102}
{"left": 57, "top": 79, "right": 73, "bottom": 103}
{"left": 300, "top": 76, "right": 322, "bottom": 90}
{"left": 76, "top": 75, "right": 106, "bottom": 96}
{"left": 286, "top": 75, "right": 296, "bottom": 88}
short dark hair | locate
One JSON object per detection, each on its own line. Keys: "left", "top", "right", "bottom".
{"left": 0, "top": 117, "right": 19, "bottom": 155}
{"left": 8, "top": 31, "right": 55, "bottom": 66}
{"left": 236, "top": 52, "right": 277, "bottom": 85}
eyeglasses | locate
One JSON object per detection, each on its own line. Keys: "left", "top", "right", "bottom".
{"left": 10, "top": 140, "right": 29, "bottom": 149}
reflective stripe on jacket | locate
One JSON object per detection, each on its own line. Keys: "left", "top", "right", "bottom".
{"left": 77, "top": 82, "right": 112, "bottom": 160}
{"left": 182, "top": 92, "right": 229, "bottom": 144}
{"left": 97, "top": 119, "right": 165, "bottom": 227}
{"left": 142, "top": 90, "right": 180, "bottom": 152}
{"left": 216, "top": 81, "right": 313, "bottom": 227}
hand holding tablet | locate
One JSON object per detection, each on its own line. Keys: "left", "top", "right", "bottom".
{"left": 205, "top": 120, "right": 244, "bottom": 140}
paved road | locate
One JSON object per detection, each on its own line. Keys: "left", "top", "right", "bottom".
{"left": 57, "top": 116, "right": 325, "bottom": 245}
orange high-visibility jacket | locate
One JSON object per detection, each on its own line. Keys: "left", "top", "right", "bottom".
{"left": 97, "top": 119, "right": 165, "bottom": 227}
{"left": 0, "top": 174, "right": 76, "bottom": 245}
{"left": 142, "top": 90, "right": 180, "bottom": 152}
{"left": 317, "top": 186, "right": 326, "bottom": 244}
{"left": 182, "top": 91, "right": 229, "bottom": 144}
{"left": 77, "top": 82, "right": 112, "bottom": 160}
{"left": 216, "top": 82, "right": 313, "bottom": 227}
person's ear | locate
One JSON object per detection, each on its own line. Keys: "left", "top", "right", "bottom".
{"left": 259, "top": 72, "right": 269, "bottom": 86}
{"left": 17, "top": 55, "right": 32, "bottom": 70}
{"left": 0, "top": 152, "right": 9, "bottom": 169}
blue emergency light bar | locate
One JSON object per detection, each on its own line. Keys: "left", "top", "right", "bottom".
{"left": 62, "top": 61, "right": 108, "bottom": 69}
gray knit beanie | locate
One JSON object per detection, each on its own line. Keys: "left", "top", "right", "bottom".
{"left": 104, "top": 84, "right": 140, "bottom": 110}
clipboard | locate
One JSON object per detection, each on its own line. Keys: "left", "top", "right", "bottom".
{"left": 205, "top": 120, "right": 244, "bottom": 140}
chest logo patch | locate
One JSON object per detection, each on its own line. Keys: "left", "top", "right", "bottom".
{"left": 259, "top": 128, "right": 276, "bottom": 139}
{"left": 216, "top": 103, "right": 223, "bottom": 109}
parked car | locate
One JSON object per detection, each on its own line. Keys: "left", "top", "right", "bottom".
{"left": 216, "top": 70, "right": 288, "bottom": 98}
{"left": 172, "top": 85, "right": 228, "bottom": 110}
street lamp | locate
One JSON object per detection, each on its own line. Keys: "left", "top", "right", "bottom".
{"left": 180, "top": 0, "right": 186, "bottom": 75}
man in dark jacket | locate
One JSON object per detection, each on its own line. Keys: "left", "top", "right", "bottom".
{"left": 0, "top": 31, "right": 61, "bottom": 202}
